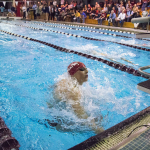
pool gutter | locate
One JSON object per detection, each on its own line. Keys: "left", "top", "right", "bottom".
{"left": 69, "top": 106, "right": 150, "bottom": 150}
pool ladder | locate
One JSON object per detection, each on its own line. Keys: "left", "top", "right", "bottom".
{"left": 138, "top": 65, "right": 150, "bottom": 78}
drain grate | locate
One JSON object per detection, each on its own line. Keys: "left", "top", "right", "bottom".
{"left": 119, "top": 127, "right": 150, "bottom": 150}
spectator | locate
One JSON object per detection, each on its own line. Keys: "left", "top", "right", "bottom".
{"left": 98, "top": 10, "right": 106, "bottom": 25}
{"left": 113, "top": 3, "right": 118, "bottom": 14}
{"left": 90, "top": 7, "right": 96, "bottom": 19}
{"left": 112, "top": 6, "right": 117, "bottom": 13}
{"left": 77, "top": 2, "right": 81, "bottom": 10}
{"left": 20, "top": 4, "right": 23, "bottom": 17}
{"left": 108, "top": 10, "right": 116, "bottom": 26}
{"left": 130, "top": 0, "right": 135, "bottom": 6}
{"left": 95, "top": 2, "right": 100, "bottom": 9}
{"left": 55, "top": 5, "right": 59, "bottom": 21}
{"left": 141, "top": 0, "right": 148, "bottom": 11}
{"left": 137, "top": 0, "right": 142, "bottom": 8}
{"left": 107, "top": 4, "right": 112, "bottom": 14}
{"left": 115, "top": 10, "right": 126, "bottom": 27}
{"left": 126, "top": 6, "right": 133, "bottom": 22}
{"left": 60, "top": 10, "right": 66, "bottom": 21}
{"left": 74, "top": 1, "right": 77, "bottom": 11}
{"left": 48, "top": 3, "right": 51, "bottom": 20}
{"left": 50, "top": 5, "right": 55, "bottom": 21}
{"left": 120, "top": 1, "right": 124, "bottom": 6}
{"left": 32, "top": 3, "right": 37, "bottom": 19}
{"left": 42, "top": 4, "right": 46, "bottom": 20}
{"left": 11, "top": 5, "right": 16, "bottom": 16}
{"left": 50, "top": 1, "right": 53, "bottom": 6}
{"left": 87, "top": 4, "right": 92, "bottom": 15}
{"left": 61, "top": 0, "right": 64, "bottom": 5}
{"left": 133, "top": 4, "right": 139, "bottom": 13}
{"left": 118, "top": 3, "right": 125, "bottom": 15}
{"left": 81, "top": 10, "right": 87, "bottom": 23}
{"left": 45, "top": 3, "right": 49, "bottom": 21}
{"left": 142, "top": 7, "right": 148, "bottom": 29}
{"left": 53, "top": 0, "right": 57, "bottom": 7}
{"left": 36, "top": 3, "right": 42, "bottom": 19}
{"left": 84, "top": 4, "right": 87, "bottom": 11}
{"left": 80, "top": 1, "right": 84, "bottom": 9}
{"left": 57, "top": 8, "right": 62, "bottom": 21}
{"left": 64, "top": 1, "right": 68, "bottom": 8}
{"left": 22, "top": 4, "right": 26, "bottom": 19}
{"left": 133, "top": 11, "right": 141, "bottom": 29}
{"left": 61, "top": 4, "right": 66, "bottom": 11}
{"left": 109, "top": 0, "right": 114, "bottom": 7}
{"left": 126, "top": 0, "right": 131, "bottom": 9}
{"left": 147, "top": 0, "right": 150, "bottom": 8}
{"left": 94, "top": 7, "right": 101, "bottom": 20}
{"left": 0, "top": 6, "right": 5, "bottom": 16}
{"left": 68, "top": 2, "right": 74, "bottom": 9}
{"left": 75, "top": 10, "right": 81, "bottom": 23}
{"left": 103, "top": 3, "right": 108, "bottom": 13}
{"left": 27, "top": 3, "right": 33, "bottom": 19}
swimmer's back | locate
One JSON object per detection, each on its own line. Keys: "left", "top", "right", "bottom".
{"left": 54, "top": 79, "right": 81, "bottom": 101}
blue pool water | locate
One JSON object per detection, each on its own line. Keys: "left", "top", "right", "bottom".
{"left": 0, "top": 21, "right": 150, "bottom": 150}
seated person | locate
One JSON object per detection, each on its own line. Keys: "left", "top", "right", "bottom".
{"left": 67, "top": 9, "right": 75, "bottom": 22}
{"left": 126, "top": 6, "right": 133, "bottom": 22}
{"left": 95, "top": 2, "right": 100, "bottom": 9}
{"left": 108, "top": 10, "right": 116, "bottom": 26}
{"left": 126, "top": 0, "right": 131, "bottom": 9}
{"left": 141, "top": 7, "right": 149, "bottom": 30}
{"left": 133, "top": 11, "right": 141, "bottom": 29}
{"left": 94, "top": 7, "right": 101, "bottom": 20}
{"left": 98, "top": 10, "right": 106, "bottom": 25}
{"left": 75, "top": 10, "right": 81, "bottom": 23}
{"left": 118, "top": 4, "right": 125, "bottom": 15}
{"left": 103, "top": 3, "right": 108, "bottom": 13}
{"left": 54, "top": 62, "right": 103, "bottom": 133}
{"left": 11, "top": 5, "right": 16, "bottom": 16}
{"left": 90, "top": 7, "right": 96, "bottom": 19}
{"left": 115, "top": 10, "right": 126, "bottom": 27}
{"left": 87, "top": 4, "right": 92, "bottom": 15}
{"left": 81, "top": 10, "right": 87, "bottom": 23}
{"left": 60, "top": 10, "right": 67, "bottom": 21}
{"left": 136, "top": 1, "right": 142, "bottom": 9}
{"left": 141, "top": 0, "right": 148, "bottom": 11}
{"left": 107, "top": 3, "right": 112, "bottom": 15}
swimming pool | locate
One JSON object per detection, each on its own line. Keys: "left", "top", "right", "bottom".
{"left": 0, "top": 20, "right": 150, "bottom": 150}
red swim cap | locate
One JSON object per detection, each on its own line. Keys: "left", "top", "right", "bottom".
{"left": 68, "top": 62, "right": 86, "bottom": 76}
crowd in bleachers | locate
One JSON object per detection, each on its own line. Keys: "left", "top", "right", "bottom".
{"left": 0, "top": 0, "right": 150, "bottom": 29}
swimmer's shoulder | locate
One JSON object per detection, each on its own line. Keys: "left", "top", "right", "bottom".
{"left": 54, "top": 79, "right": 69, "bottom": 101}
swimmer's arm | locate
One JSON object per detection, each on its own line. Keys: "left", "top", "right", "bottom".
{"left": 71, "top": 102, "right": 89, "bottom": 119}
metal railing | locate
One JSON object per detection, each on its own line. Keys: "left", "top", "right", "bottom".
{"left": 138, "top": 65, "right": 150, "bottom": 78}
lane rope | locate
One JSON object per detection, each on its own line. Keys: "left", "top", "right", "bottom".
{"left": 47, "top": 21, "right": 134, "bottom": 34}
{"left": 2, "top": 22, "right": 150, "bottom": 52}
{"left": 28, "top": 21, "right": 150, "bottom": 42}
{"left": 0, "top": 29, "right": 149, "bottom": 79}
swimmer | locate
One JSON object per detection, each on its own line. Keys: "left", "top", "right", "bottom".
{"left": 54, "top": 62, "right": 103, "bottom": 133}
{"left": 54, "top": 62, "right": 88, "bottom": 119}
{"left": 135, "top": 43, "right": 150, "bottom": 48}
